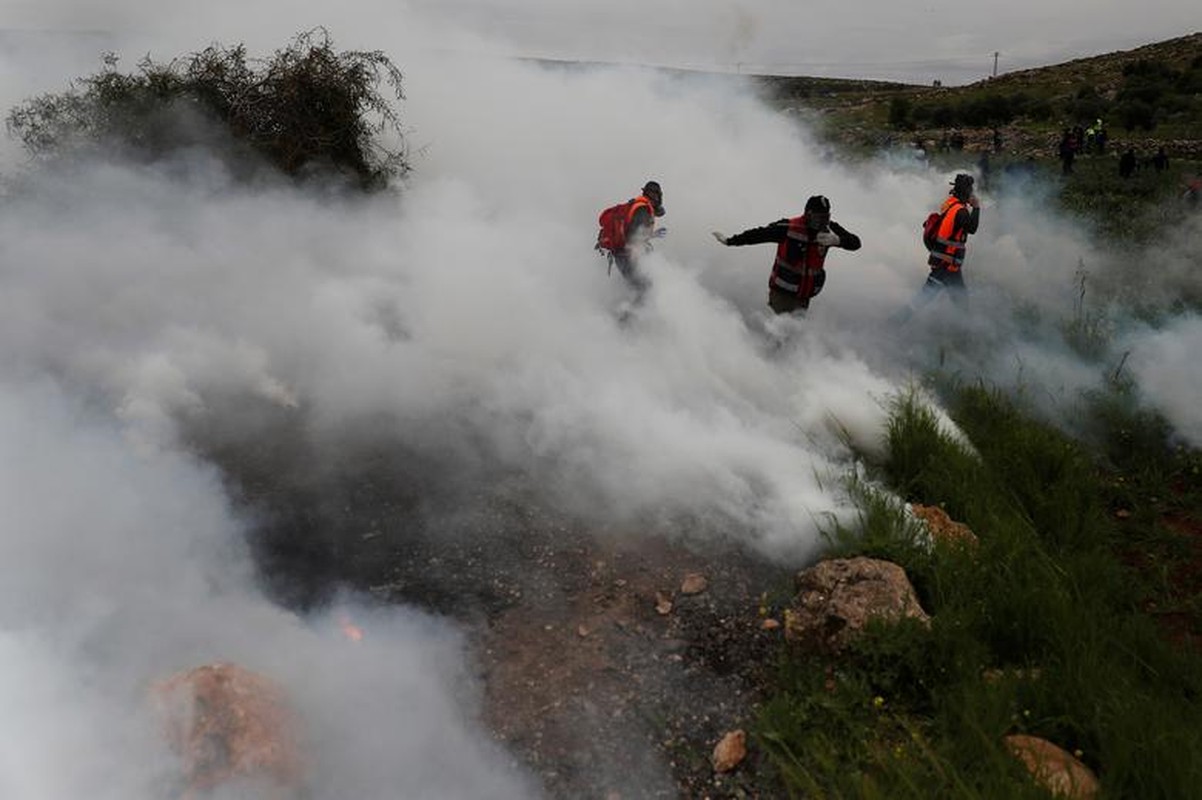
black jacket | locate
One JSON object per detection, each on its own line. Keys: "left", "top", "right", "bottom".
{"left": 726, "top": 219, "right": 861, "bottom": 250}
{"left": 953, "top": 205, "right": 980, "bottom": 236}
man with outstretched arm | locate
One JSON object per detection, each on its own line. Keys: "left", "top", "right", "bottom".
{"left": 712, "top": 194, "right": 861, "bottom": 316}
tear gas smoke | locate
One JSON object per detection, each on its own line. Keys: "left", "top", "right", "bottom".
{"left": 0, "top": 380, "right": 537, "bottom": 798}
{"left": 0, "top": 3, "right": 1198, "bottom": 797}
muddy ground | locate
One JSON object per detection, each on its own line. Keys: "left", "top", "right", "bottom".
{"left": 192, "top": 414, "right": 804, "bottom": 798}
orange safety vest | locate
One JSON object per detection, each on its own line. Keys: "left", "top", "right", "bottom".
{"left": 624, "top": 195, "right": 655, "bottom": 242}
{"left": 770, "top": 215, "right": 830, "bottom": 298}
{"left": 927, "top": 197, "right": 969, "bottom": 271}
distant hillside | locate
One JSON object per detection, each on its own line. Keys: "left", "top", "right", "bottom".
{"left": 983, "top": 32, "right": 1202, "bottom": 98}
{"left": 763, "top": 32, "right": 1202, "bottom": 160}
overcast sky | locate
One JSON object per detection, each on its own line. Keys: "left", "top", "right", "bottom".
{"left": 2, "top": 0, "right": 1199, "bottom": 84}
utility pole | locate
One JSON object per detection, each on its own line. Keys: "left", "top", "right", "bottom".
{"left": 993, "top": 51, "right": 999, "bottom": 78}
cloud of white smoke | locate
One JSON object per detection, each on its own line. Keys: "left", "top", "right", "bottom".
{"left": 0, "top": 3, "right": 1197, "bottom": 797}
{"left": 0, "top": 379, "right": 538, "bottom": 799}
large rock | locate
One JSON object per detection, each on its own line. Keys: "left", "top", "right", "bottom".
{"left": 150, "top": 662, "right": 307, "bottom": 799}
{"left": 1004, "top": 734, "right": 1100, "bottom": 799}
{"left": 785, "top": 557, "right": 930, "bottom": 651}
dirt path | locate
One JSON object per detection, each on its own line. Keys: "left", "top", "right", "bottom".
{"left": 475, "top": 530, "right": 785, "bottom": 798}
{"left": 201, "top": 425, "right": 799, "bottom": 798}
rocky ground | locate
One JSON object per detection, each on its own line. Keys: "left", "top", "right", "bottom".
{"left": 192, "top": 415, "right": 802, "bottom": 798}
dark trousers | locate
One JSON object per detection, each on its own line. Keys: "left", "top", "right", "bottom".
{"left": 768, "top": 287, "right": 811, "bottom": 315}
{"left": 892, "top": 266, "right": 968, "bottom": 323}
{"left": 767, "top": 269, "right": 825, "bottom": 316}
{"left": 613, "top": 250, "right": 650, "bottom": 301}
{"left": 917, "top": 266, "right": 968, "bottom": 308}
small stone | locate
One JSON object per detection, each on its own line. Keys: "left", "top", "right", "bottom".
{"left": 712, "top": 729, "right": 747, "bottom": 773}
{"left": 577, "top": 625, "right": 590, "bottom": 638}
{"left": 655, "top": 592, "right": 673, "bottom": 615}
{"left": 681, "top": 573, "right": 708, "bottom": 595}
{"left": 761, "top": 618, "right": 781, "bottom": 631}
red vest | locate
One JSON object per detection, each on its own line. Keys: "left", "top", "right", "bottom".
{"left": 770, "top": 215, "right": 830, "bottom": 297}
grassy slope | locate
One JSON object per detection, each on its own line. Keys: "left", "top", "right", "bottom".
{"left": 758, "top": 388, "right": 1202, "bottom": 798}
{"left": 763, "top": 32, "right": 1202, "bottom": 159}
{"left": 750, "top": 33, "right": 1202, "bottom": 800}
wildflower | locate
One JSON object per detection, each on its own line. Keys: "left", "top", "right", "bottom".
{"left": 873, "top": 696, "right": 885, "bottom": 709}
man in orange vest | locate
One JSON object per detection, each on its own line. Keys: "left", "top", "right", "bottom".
{"left": 896, "top": 173, "right": 980, "bottom": 321}
{"left": 602, "top": 181, "right": 665, "bottom": 298}
{"left": 712, "top": 195, "right": 861, "bottom": 315}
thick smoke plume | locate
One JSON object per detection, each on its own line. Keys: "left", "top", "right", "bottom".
{"left": 1, "top": 3, "right": 1198, "bottom": 797}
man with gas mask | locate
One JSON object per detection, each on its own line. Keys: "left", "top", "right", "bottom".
{"left": 597, "top": 180, "right": 666, "bottom": 303}
{"left": 892, "top": 173, "right": 981, "bottom": 323}
{"left": 712, "top": 195, "right": 861, "bottom": 316}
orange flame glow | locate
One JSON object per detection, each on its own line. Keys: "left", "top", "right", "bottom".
{"left": 337, "top": 613, "right": 364, "bottom": 643}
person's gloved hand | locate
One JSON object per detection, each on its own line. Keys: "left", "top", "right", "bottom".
{"left": 712, "top": 231, "right": 729, "bottom": 245}
{"left": 814, "top": 231, "right": 840, "bottom": 246}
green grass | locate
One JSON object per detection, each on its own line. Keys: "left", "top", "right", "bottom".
{"left": 758, "top": 388, "right": 1202, "bottom": 798}
{"left": 750, "top": 34, "right": 1202, "bottom": 800}
{"left": 1055, "top": 155, "right": 1202, "bottom": 243}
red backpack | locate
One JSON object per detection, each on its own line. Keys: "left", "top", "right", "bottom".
{"left": 921, "top": 210, "right": 942, "bottom": 251}
{"left": 597, "top": 200, "right": 635, "bottom": 253}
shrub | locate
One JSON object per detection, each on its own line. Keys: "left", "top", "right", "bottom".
{"left": 1116, "top": 98, "right": 1157, "bottom": 131}
{"left": 1025, "top": 99, "right": 1053, "bottom": 122}
{"left": 889, "top": 96, "right": 913, "bottom": 129}
{"left": 959, "top": 94, "right": 1016, "bottom": 127}
{"left": 6, "top": 28, "right": 409, "bottom": 189}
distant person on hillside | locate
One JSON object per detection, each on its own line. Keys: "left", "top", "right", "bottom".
{"left": 1059, "top": 129, "right": 1075, "bottom": 175}
{"left": 711, "top": 195, "right": 862, "bottom": 317}
{"left": 1095, "top": 127, "right": 1108, "bottom": 155}
{"left": 992, "top": 127, "right": 1004, "bottom": 153}
{"left": 892, "top": 173, "right": 981, "bottom": 322}
{"left": 1152, "top": 147, "right": 1169, "bottom": 173}
{"left": 977, "top": 151, "right": 992, "bottom": 190}
{"left": 1119, "top": 148, "right": 1138, "bottom": 179}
